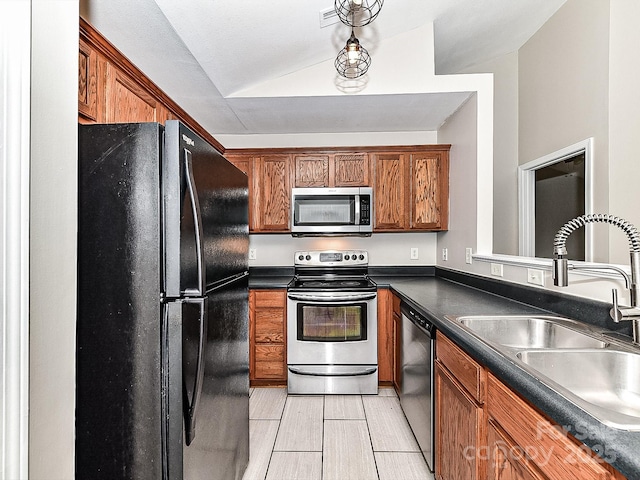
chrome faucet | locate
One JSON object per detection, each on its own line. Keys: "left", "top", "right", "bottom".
{"left": 552, "top": 214, "right": 640, "bottom": 344}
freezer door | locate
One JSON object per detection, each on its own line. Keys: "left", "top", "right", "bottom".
{"left": 164, "top": 121, "right": 249, "bottom": 297}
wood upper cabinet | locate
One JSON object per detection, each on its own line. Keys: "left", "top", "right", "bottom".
{"left": 225, "top": 154, "right": 254, "bottom": 230}
{"left": 105, "top": 64, "right": 157, "bottom": 123}
{"left": 410, "top": 150, "right": 449, "bottom": 230}
{"left": 334, "top": 153, "right": 370, "bottom": 186}
{"left": 254, "top": 155, "right": 291, "bottom": 232}
{"left": 294, "top": 154, "right": 330, "bottom": 187}
{"left": 78, "top": 38, "right": 98, "bottom": 122}
{"left": 250, "top": 289, "right": 287, "bottom": 384}
{"left": 373, "top": 147, "right": 450, "bottom": 232}
{"left": 294, "top": 153, "right": 370, "bottom": 187}
{"left": 373, "top": 152, "right": 408, "bottom": 230}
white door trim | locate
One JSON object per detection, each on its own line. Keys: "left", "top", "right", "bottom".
{"left": 518, "top": 138, "right": 594, "bottom": 260}
{"left": 1, "top": 1, "right": 31, "bottom": 478}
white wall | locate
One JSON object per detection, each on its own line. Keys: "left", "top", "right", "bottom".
{"left": 29, "top": 1, "right": 78, "bottom": 478}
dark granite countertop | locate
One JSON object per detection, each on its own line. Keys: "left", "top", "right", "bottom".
{"left": 373, "top": 273, "right": 640, "bottom": 479}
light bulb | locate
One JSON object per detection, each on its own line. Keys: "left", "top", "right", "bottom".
{"left": 347, "top": 45, "right": 359, "bottom": 65}
{"left": 352, "top": 0, "right": 363, "bottom": 7}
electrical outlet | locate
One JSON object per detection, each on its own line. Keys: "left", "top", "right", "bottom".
{"left": 410, "top": 247, "right": 419, "bottom": 260}
{"left": 465, "top": 248, "right": 473, "bottom": 264}
{"left": 490, "top": 263, "right": 504, "bottom": 277}
{"left": 527, "top": 268, "right": 544, "bottom": 286}
{"left": 249, "top": 248, "right": 256, "bottom": 260}
{"left": 442, "top": 248, "right": 448, "bottom": 261}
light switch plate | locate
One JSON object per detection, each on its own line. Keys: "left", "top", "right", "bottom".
{"left": 527, "top": 268, "right": 544, "bottom": 286}
{"left": 490, "top": 263, "right": 504, "bottom": 277}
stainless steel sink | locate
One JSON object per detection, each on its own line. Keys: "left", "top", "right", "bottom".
{"left": 516, "top": 349, "right": 640, "bottom": 429}
{"left": 455, "top": 315, "right": 608, "bottom": 349}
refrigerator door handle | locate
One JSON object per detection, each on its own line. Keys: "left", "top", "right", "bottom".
{"left": 183, "top": 150, "right": 206, "bottom": 297}
{"left": 184, "top": 297, "right": 208, "bottom": 445}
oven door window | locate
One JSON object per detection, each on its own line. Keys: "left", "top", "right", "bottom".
{"left": 297, "top": 302, "right": 367, "bottom": 341}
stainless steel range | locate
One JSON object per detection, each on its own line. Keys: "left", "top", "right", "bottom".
{"left": 287, "top": 250, "right": 378, "bottom": 394}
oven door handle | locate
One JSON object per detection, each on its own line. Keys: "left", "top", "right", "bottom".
{"left": 288, "top": 366, "right": 377, "bottom": 377}
{"left": 287, "top": 293, "right": 377, "bottom": 302}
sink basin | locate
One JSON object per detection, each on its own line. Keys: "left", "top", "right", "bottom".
{"left": 517, "top": 349, "right": 640, "bottom": 429}
{"left": 455, "top": 316, "right": 608, "bottom": 349}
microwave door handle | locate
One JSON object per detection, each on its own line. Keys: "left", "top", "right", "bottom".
{"left": 184, "top": 150, "right": 205, "bottom": 296}
{"left": 355, "top": 196, "right": 360, "bottom": 225}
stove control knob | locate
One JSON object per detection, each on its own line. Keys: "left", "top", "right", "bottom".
{"left": 359, "top": 254, "right": 365, "bottom": 260}
{"left": 344, "top": 254, "right": 350, "bottom": 260}
{"left": 305, "top": 254, "right": 311, "bottom": 261}
{"left": 298, "top": 255, "right": 304, "bottom": 261}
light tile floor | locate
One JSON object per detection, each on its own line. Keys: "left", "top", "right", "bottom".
{"left": 243, "top": 387, "right": 434, "bottom": 480}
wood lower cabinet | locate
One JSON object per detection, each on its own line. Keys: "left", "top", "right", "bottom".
{"left": 435, "top": 332, "right": 626, "bottom": 480}
{"left": 250, "top": 289, "right": 287, "bottom": 385}
{"left": 376, "top": 288, "right": 394, "bottom": 384}
{"left": 392, "top": 293, "right": 402, "bottom": 392}
{"left": 435, "top": 334, "right": 486, "bottom": 480}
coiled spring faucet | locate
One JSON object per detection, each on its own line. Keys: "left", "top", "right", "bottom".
{"left": 552, "top": 214, "right": 640, "bottom": 344}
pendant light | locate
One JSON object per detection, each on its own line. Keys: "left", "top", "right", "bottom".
{"left": 334, "top": 0, "right": 384, "bottom": 28}
{"left": 334, "top": 29, "right": 371, "bottom": 79}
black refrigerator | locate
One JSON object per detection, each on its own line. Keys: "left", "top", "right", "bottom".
{"left": 76, "top": 121, "right": 249, "bottom": 480}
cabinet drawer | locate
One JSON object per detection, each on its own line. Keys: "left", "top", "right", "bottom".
{"left": 487, "top": 373, "right": 613, "bottom": 480}
{"left": 255, "top": 345, "right": 285, "bottom": 362}
{"left": 254, "top": 290, "right": 286, "bottom": 308}
{"left": 436, "top": 333, "right": 485, "bottom": 404}
{"left": 255, "top": 361, "right": 286, "bottom": 379}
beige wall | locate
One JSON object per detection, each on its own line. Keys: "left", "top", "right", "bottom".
{"left": 609, "top": 0, "right": 640, "bottom": 263}
{"left": 518, "top": 0, "right": 611, "bottom": 261}
{"left": 29, "top": 0, "right": 78, "bottom": 478}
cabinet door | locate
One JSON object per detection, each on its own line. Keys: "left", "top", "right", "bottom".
{"left": 334, "top": 153, "right": 370, "bottom": 186}
{"left": 225, "top": 154, "right": 254, "bottom": 231}
{"left": 410, "top": 151, "right": 449, "bottom": 230}
{"left": 294, "top": 155, "right": 329, "bottom": 187}
{"left": 105, "top": 64, "right": 157, "bottom": 123}
{"left": 250, "top": 290, "right": 287, "bottom": 383}
{"left": 78, "top": 38, "right": 98, "bottom": 122}
{"left": 376, "top": 289, "right": 394, "bottom": 383}
{"left": 488, "top": 420, "right": 545, "bottom": 480}
{"left": 435, "top": 361, "right": 485, "bottom": 480}
{"left": 373, "top": 153, "right": 408, "bottom": 230}
{"left": 255, "top": 155, "right": 291, "bottom": 231}
{"left": 392, "top": 294, "right": 402, "bottom": 392}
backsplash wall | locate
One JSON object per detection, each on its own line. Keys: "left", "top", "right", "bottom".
{"left": 249, "top": 232, "right": 438, "bottom": 267}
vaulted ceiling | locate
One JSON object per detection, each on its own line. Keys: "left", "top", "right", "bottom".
{"left": 81, "top": 0, "right": 566, "bottom": 136}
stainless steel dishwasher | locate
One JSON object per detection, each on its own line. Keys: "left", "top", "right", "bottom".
{"left": 399, "top": 302, "right": 435, "bottom": 472}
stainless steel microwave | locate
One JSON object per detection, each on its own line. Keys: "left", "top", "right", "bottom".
{"left": 291, "top": 187, "right": 373, "bottom": 236}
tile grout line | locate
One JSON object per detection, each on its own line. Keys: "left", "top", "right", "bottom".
{"left": 262, "top": 389, "right": 287, "bottom": 480}
{"left": 362, "top": 395, "right": 381, "bottom": 480}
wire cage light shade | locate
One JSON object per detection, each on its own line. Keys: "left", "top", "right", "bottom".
{"left": 334, "top": 0, "right": 384, "bottom": 27}
{"left": 335, "top": 31, "right": 371, "bottom": 79}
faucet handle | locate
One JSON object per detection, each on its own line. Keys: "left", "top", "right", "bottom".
{"left": 611, "top": 288, "right": 622, "bottom": 323}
